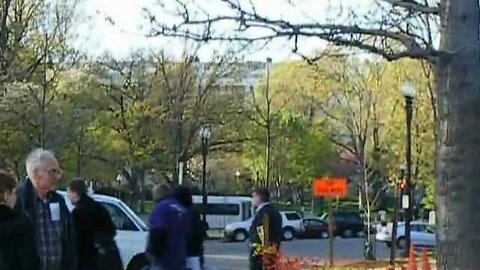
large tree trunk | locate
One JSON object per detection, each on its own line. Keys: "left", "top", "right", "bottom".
{"left": 435, "top": 1, "right": 480, "bottom": 269}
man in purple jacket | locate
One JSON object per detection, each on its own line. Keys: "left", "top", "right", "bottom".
{"left": 147, "top": 184, "right": 189, "bottom": 270}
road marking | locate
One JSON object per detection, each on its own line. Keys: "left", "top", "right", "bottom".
{"left": 205, "top": 254, "right": 249, "bottom": 260}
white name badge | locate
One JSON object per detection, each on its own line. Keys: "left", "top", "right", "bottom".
{"left": 49, "top": 203, "right": 60, "bottom": 221}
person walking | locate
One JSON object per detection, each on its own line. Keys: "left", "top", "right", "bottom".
{"left": 15, "top": 148, "right": 77, "bottom": 270}
{"left": 147, "top": 183, "right": 190, "bottom": 270}
{"left": 0, "top": 169, "right": 40, "bottom": 270}
{"left": 249, "top": 187, "right": 283, "bottom": 270}
{"left": 67, "top": 178, "right": 123, "bottom": 270}
{"left": 174, "top": 185, "right": 207, "bottom": 270}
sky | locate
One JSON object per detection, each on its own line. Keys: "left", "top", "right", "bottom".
{"left": 75, "top": 0, "right": 374, "bottom": 61}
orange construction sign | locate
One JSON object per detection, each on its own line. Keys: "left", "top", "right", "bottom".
{"left": 312, "top": 177, "right": 348, "bottom": 198}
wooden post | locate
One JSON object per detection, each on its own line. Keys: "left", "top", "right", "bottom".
{"left": 328, "top": 197, "right": 334, "bottom": 267}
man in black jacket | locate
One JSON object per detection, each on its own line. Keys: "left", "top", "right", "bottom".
{"left": 249, "top": 187, "right": 283, "bottom": 270}
{"left": 67, "top": 178, "right": 123, "bottom": 270}
{"left": 15, "top": 149, "right": 77, "bottom": 270}
{"left": 174, "top": 185, "right": 207, "bottom": 270}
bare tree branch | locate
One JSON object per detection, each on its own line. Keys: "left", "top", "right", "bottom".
{"left": 148, "top": 0, "right": 440, "bottom": 62}
{"left": 381, "top": 0, "right": 440, "bottom": 15}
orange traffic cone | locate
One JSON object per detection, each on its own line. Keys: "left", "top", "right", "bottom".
{"left": 408, "top": 244, "right": 417, "bottom": 270}
{"left": 421, "top": 248, "right": 431, "bottom": 270}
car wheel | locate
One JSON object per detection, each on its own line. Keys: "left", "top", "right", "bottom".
{"left": 356, "top": 231, "right": 365, "bottom": 238}
{"left": 342, "top": 229, "right": 354, "bottom": 238}
{"left": 234, "top": 230, "right": 248, "bottom": 242}
{"left": 283, "top": 227, "right": 295, "bottom": 241}
{"left": 397, "top": 237, "right": 407, "bottom": 249}
{"left": 320, "top": 231, "right": 329, "bottom": 239}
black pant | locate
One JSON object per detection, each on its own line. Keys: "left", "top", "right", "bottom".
{"left": 250, "top": 256, "right": 263, "bottom": 270}
{"left": 250, "top": 254, "right": 280, "bottom": 270}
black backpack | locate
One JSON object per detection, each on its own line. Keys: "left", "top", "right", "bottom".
{"left": 126, "top": 252, "right": 149, "bottom": 270}
{"left": 94, "top": 233, "right": 123, "bottom": 270}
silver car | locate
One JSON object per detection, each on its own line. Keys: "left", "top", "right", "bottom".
{"left": 376, "top": 221, "right": 435, "bottom": 249}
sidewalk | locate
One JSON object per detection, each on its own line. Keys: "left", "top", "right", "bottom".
{"left": 271, "top": 257, "right": 437, "bottom": 270}
{"left": 299, "top": 259, "right": 437, "bottom": 269}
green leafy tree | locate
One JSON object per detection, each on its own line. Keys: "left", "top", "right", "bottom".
{"left": 0, "top": 0, "right": 83, "bottom": 175}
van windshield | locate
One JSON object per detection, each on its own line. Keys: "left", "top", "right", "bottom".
{"left": 242, "top": 201, "right": 253, "bottom": 221}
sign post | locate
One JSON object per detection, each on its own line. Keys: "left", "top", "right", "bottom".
{"left": 312, "top": 177, "right": 348, "bottom": 267}
{"left": 327, "top": 197, "right": 334, "bottom": 266}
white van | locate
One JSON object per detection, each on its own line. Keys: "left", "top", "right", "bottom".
{"left": 58, "top": 191, "right": 148, "bottom": 266}
{"left": 192, "top": 195, "right": 254, "bottom": 230}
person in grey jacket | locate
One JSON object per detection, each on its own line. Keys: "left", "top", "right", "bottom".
{"left": 15, "top": 149, "right": 77, "bottom": 270}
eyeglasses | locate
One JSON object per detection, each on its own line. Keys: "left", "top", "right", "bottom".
{"left": 47, "top": 168, "right": 63, "bottom": 177}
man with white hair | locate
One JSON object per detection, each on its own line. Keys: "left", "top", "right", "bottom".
{"left": 15, "top": 148, "right": 77, "bottom": 270}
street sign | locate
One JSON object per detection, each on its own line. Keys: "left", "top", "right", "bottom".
{"left": 312, "top": 177, "right": 348, "bottom": 198}
{"left": 402, "top": 195, "right": 409, "bottom": 209}
{"left": 429, "top": 211, "right": 435, "bottom": 225}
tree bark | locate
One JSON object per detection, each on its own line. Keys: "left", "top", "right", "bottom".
{"left": 435, "top": 1, "right": 480, "bottom": 269}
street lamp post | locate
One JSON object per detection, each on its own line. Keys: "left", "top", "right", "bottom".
{"left": 401, "top": 81, "right": 415, "bottom": 256}
{"left": 235, "top": 170, "right": 241, "bottom": 193}
{"left": 199, "top": 126, "right": 211, "bottom": 222}
{"left": 390, "top": 164, "right": 406, "bottom": 264}
{"left": 116, "top": 174, "right": 123, "bottom": 199}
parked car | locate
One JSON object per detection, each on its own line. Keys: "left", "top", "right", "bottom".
{"left": 297, "top": 218, "right": 330, "bottom": 239}
{"left": 319, "top": 211, "right": 364, "bottom": 238}
{"left": 224, "top": 211, "right": 303, "bottom": 242}
{"left": 58, "top": 191, "right": 148, "bottom": 266}
{"left": 374, "top": 222, "right": 390, "bottom": 243}
{"left": 375, "top": 221, "right": 436, "bottom": 249}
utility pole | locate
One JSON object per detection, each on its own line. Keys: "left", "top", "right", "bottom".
{"left": 265, "top": 57, "right": 272, "bottom": 188}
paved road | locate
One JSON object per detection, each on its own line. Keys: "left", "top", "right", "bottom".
{"left": 204, "top": 238, "right": 391, "bottom": 270}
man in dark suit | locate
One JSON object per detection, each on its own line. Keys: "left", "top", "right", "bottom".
{"left": 67, "top": 178, "right": 122, "bottom": 270}
{"left": 249, "top": 187, "right": 283, "bottom": 270}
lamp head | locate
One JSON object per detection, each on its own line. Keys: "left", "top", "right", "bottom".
{"left": 199, "top": 126, "right": 211, "bottom": 140}
{"left": 401, "top": 81, "right": 416, "bottom": 98}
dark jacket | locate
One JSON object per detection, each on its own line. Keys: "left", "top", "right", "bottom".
{"left": 147, "top": 196, "right": 189, "bottom": 270}
{"left": 72, "top": 194, "right": 122, "bottom": 270}
{"left": 249, "top": 203, "right": 282, "bottom": 270}
{"left": 0, "top": 204, "right": 40, "bottom": 270}
{"left": 15, "top": 179, "right": 77, "bottom": 270}
{"left": 187, "top": 208, "right": 207, "bottom": 258}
